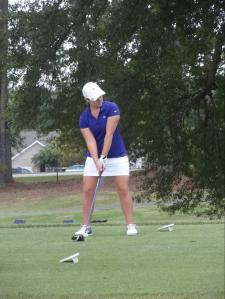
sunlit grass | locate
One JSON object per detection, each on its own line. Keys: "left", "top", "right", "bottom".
{"left": 0, "top": 225, "right": 223, "bottom": 299}
{"left": 14, "top": 174, "right": 82, "bottom": 184}
{"left": 0, "top": 178, "right": 224, "bottom": 299}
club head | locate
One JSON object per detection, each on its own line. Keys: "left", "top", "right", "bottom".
{"left": 71, "top": 234, "right": 85, "bottom": 241}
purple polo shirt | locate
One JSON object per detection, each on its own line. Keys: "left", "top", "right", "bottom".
{"left": 79, "top": 100, "right": 127, "bottom": 158}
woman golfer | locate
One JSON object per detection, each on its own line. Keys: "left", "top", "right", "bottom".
{"left": 73, "top": 82, "right": 137, "bottom": 237}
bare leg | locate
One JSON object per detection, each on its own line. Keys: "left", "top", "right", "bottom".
{"left": 82, "top": 176, "right": 98, "bottom": 225}
{"left": 113, "top": 176, "right": 134, "bottom": 224}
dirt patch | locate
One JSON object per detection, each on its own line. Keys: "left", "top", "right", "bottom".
{"left": 0, "top": 172, "right": 144, "bottom": 201}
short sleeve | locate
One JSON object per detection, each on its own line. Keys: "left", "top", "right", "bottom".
{"left": 79, "top": 113, "right": 89, "bottom": 129}
{"left": 107, "top": 102, "right": 120, "bottom": 117}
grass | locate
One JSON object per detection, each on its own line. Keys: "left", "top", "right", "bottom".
{"left": 0, "top": 177, "right": 224, "bottom": 299}
{"left": 0, "top": 225, "right": 224, "bottom": 299}
{"left": 14, "top": 174, "right": 82, "bottom": 184}
{"left": 0, "top": 190, "right": 223, "bottom": 227}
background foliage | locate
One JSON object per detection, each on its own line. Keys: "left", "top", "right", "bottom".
{"left": 5, "top": 0, "right": 225, "bottom": 216}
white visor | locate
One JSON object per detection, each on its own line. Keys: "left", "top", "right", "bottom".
{"left": 82, "top": 82, "right": 105, "bottom": 102}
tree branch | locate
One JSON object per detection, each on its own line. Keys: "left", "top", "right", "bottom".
{"left": 206, "top": 22, "right": 225, "bottom": 90}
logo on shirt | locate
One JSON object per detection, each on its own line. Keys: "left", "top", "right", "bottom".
{"left": 103, "top": 115, "right": 106, "bottom": 119}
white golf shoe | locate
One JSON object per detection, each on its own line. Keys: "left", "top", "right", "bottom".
{"left": 74, "top": 225, "right": 92, "bottom": 237}
{"left": 126, "top": 224, "right": 138, "bottom": 236}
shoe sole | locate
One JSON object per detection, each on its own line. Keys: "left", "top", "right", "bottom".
{"left": 71, "top": 234, "right": 85, "bottom": 241}
{"left": 73, "top": 232, "right": 92, "bottom": 237}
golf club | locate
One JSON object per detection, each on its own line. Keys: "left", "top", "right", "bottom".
{"left": 88, "top": 173, "right": 102, "bottom": 223}
{"left": 72, "top": 173, "right": 102, "bottom": 241}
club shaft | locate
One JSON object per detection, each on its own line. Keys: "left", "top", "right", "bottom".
{"left": 88, "top": 175, "right": 102, "bottom": 223}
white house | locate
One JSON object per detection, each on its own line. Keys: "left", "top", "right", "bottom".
{"left": 11, "top": 141, "right": 46, "bottom": 173}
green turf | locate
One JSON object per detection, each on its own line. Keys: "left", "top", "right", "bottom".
{"left": 0, "top": 190, "right": 223, "bottom": 228}
{"left": 14, "top": 174, "right": 82, "bottom": 184}
{"left": 0, "top": 184, "right": 224, "bottom": 299}
{"left": 0, "top": 224, "right": 224, "bottom": 299}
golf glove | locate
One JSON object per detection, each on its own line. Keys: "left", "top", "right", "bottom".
{"left": 99, "top": 154, "right": 107, "bottom": 171}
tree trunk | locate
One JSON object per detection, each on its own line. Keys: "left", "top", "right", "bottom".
{"left": 0, "top": 0, "right": 13, "bottom": 186}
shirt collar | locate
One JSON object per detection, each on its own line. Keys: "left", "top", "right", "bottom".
{"left": 87, "top": 100, "right": 106, "bottom": 115}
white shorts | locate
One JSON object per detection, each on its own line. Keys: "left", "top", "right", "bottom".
{"left": 83, "top": 156, "right": 130, "bottom": 176}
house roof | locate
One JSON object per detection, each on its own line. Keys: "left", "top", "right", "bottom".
{"left": 11, "top": 140, "right": 46, "bottom": 160}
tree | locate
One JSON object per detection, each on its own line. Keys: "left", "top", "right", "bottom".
{"left": 7, "top": 0, "right": 225, "bottom": 216}
{"left": 105, "top": 0, "right": 225, "bottom": 218}
{"left": 32, "top": 146, "right": 59, "bottom": 172}
{"left": 52, "top": 131, "right": 86, "bottom": 166}
{"left": 8, "top": 0, "right": 110, "bottom": 134}
{"left": 0, "top": 0, "right": 13, "bottom": 186}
